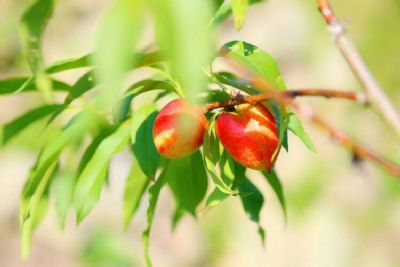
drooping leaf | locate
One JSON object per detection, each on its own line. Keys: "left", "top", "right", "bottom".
{"left": 167, "top": 151, "right": 208, "bottom": 216}
{"left": 221, "top": 41, "right": 286, "bottom": 90}
{"left": 203, "top": 117, "right": 236, "bottom": 194}
{"left": 20, "top": 113, "right": 98, "bottom": 256}
{"left": 20, "top": 0, "right": 55, "bottom": 101}
{"left": 205, "top": 188, "right": 229, "bottom": 208}
{"left": 114, "top": 77, "right": 177, "bottom": 123}
{"left": 74, "top": 120, "right": 131, "bottom": 223}
{"left": 46, "top": 51, "right": 164, "bottom": 74}
{"left": 288, "top": 113, "right": 316, "bottom": 152}
{"left": 214, "top": 71, "right": 257, "bottom": 94}
{"left": 46, "top": 54, "right": 91, "bottom": 74}
{"left": 123, "top": 159, "right": 150, "bottom": 229}
{"left": 92, "top": 0, "right": 144, "bottom": 109}
{"left": 210, "top": 0, "right": 263, "bottom": 28}
{"left": 47, "top": 71, "right": 98, "bottom": 125}
{"left": 233, "top": 162, "right": 265, "bottom": 243}
{"left": 20, "top": 161, "right": 58, "bottom": 259}
{"left": 131, "top": 105, "right": 160, "bottom": 179}
{"left": 205, "top": 150, "right": 236, "bottom": 208}
{"left": 262, "top": 168, "right": 286, "bottom": 221}
{"left": 142, "top": 161, "right": 170, "bottom": 267}
{"left": 0, "top": 77, "right": 71, "bottom": 95}
{"left": 54, "top": 170, "right": 75, "bottom": 229}
{"left": 1, "top": 104, "right": 63, "bottom": 146}
{"left": 149, "top": 0, "right": 214, "bottom": 101}
{"left": 231, "top": 0, "right": 249, "bottom": 30}
{"left": 77, "top": 126, "right": 115, "bottom": 175}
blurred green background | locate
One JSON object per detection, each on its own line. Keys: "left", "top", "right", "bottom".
{"left": 1, "top": 0, "right": 400, "bottom": 266}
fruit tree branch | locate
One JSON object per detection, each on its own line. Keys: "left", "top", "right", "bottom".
{"left": 203, "top": 88, "right": 367, "bottom": 113}
{"left": 317, "top": 0, "right": 400, "bottom": 136}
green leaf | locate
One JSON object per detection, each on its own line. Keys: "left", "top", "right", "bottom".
{"left": 19, "top": 112, "right": 99, "bottom": 257}
{"left": 210, "top": 0, "right": 263, "bottom": 28}
{"left": 20, "top": 0, "right": 55, "bottom": 101}
{"left": 149, "top": 0, "right": 214, "bottom": 101}
{"left": 46, "top": 51, "right": 164, "bottom": 74}
{"left": 123, "top": 160, "right": 150, "bottom": 229}
{"left": 203, "top": 118, "right": 236, "bottom": 194}
{"left": 92, "top": 0, "right": 144, "bottom": 109}
{"left": 142, "top": 161, "right": 170, "bottom": 267}
{"left": 20, "top": 161, "right": 57, "bottom": 259}
{"left": 46, "top": 54, "right": 91, "bottom": 74}
{"left": 124, "top": 78, "right": 177, "bottom": 98}
{"left": 262, "top": 169, "right": 286, "bottom": 221}
{"left": 205, "top": 150, "right": 236, "bottom": 208}
{"left": 54, "top": 170, "right": 75, "bottom": 229}
{"left": 205, "top": 188, "right": 229, "bottom": 208}
{"left": 74, "top": 120, "right": 131, "bottom": 223}
{"left": 47, "top": 71, "right": 97, "bottom": 125}
{"left": 131, "top": 106, "right": 160, "bottom": 179}
{"left": 231, "top": 0, "right": 249, "bottom": 30}
{"left": 1, "top": 104, "right": 62, "bottom": 146}
{"left": 0, "top": 77, "right": 70, "bottom": 95}
{"left": 221, "top": 41, "right": 286, "bottom": 90}
{"left": 78, "top": 126, "right": 115, "bottom": 175}
{"left": 234, "top": 163, "right": 265, "bottom": 243}
{"left": 288, "top": 113, "right": 316, "bottom": 152}
{"left": 167, "top": 151, "right": 208, "bottom": 216}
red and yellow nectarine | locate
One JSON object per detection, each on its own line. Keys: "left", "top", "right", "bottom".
{"left": 153, "top": 99, "right": 207, "bottom": 159}
{"left": 216, "top": 103, "right": 279, "bottom": 171}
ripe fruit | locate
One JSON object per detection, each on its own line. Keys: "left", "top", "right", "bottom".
{"left": 153, "top": 98, "right": 207, "bottom": 159}
{"left": 216, "top": 103, "right": 279, "bottom": 171}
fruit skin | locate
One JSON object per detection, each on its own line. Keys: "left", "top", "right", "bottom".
{"left": 153, "top": 98, "right": 207, "bottom": 159}
{"left": 216, "top": 103, "right": 279, "bottom": 171}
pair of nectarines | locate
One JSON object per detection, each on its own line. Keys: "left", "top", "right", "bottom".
{"left": 152, "top": 98, "right": 279, "bottom": 171}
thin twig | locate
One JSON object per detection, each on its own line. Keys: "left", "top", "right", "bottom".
{"left": 203, "top": 88, "right": 366, "bottom": 113}
{"left": 317, "top": 0, "right": 400, "bottom": 136}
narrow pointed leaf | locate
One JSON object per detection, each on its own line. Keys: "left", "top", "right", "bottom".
{"left": 123, "top": 160, "right": 150, "bottom": 228}
{"left": 231, "top": 0, "right": 249, "bottom": 30}
{"left": 234, "top": 162, "right": 265, "bottom": 243}
{"left": 288, "top": 113, "right": 316, "bottom": 152}
{"left": 203, "top": 118, "right": 236, "bottom": 194}
{"left": 0, "top": 77, "right": 70, "bottom": 95}
{"left": 262, "top": 169, "right": 286, "bottom": 221}
{"left": 142, "top": 162, "right": 170, "bottom": 267}
{"left": 20, "top": 0, "right": 55, "bottom": 101}
{"left": 74, "top": 120, "right": 131, "bottom": 223}
{"left": 1, "top": 104, "right": 62, "bottom": 146}
{"left": 131, "top": 107, "right": 160, "bottom": 179}
{"left": 167, "top": 151, "right": 208, "bottom": 215}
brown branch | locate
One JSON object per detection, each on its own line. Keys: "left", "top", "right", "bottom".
{"left": 317, "top": 0, "right": 400, "bottom": 137}
{"left": 203, "top": 88, "right": 367, "bottom": 113}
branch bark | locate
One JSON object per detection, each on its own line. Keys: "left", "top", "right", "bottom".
{"left": 317, "top": 0, "right": 400, "bottom": 137}
{"left": 203, "top": 88, "right": 367, "bottom": 113}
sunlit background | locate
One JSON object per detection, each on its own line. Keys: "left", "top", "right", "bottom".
{"left": 1, "top": 0, "right": 400, "bottom": 266}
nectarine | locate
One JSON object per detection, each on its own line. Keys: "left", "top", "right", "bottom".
{"left": 153, "top": 99, "right": 207, "bottom": 159}
{"left": 216, "top": 103, "right": 279, "bottom": 170}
